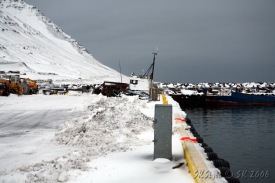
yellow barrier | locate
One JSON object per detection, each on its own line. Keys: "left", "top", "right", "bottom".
{"left": 162, "top": 93, "right": 168, "bottom": 104}
{"left": 175, "top": 118, "right": 216, "bottom": 183}
{"left": 183, "top": 142, "right": 200, "bottom": 183}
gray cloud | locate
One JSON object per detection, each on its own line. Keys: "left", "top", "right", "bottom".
{"left": 25, "top": 0, "right": 275, "bottom": 83}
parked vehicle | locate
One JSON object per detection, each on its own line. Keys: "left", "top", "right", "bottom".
{"left": 0, "top": 75, "right": 23, "bottom": 95}
{"left": 101, "top": 81, "right": 129, "bottom": 97}
{"left": 23, "top": 78, "right": 38, "bottom": 94}
{"left": 0, "top": 82, "right": 10, "bottom": 96}
{"left": 0, "top": 72, "right": 38, "bottom": 95}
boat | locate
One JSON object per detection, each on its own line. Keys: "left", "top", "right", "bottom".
{"left": 170, "top": 88, "right": 275, "bottom": 107}
{"left": 128, "top": 49, "right": 158, "bottom": 100}
{"left": 205, "top": 91, "right": 275, "bottom": 106}
{"left": 170, "top": 89, "right": 205, "bottom": 108}
{"left": 129, "top": 75, "right": 151, "bottom": 94}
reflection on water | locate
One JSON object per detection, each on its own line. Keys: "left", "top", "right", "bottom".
{"left": 185, "top": 107, "right": 275, "bottom": 183}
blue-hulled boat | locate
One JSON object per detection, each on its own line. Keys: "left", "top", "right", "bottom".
{"left": 205, "top": 91, "right": 275, "bottom": 106}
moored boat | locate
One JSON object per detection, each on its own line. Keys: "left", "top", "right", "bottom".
{"left": 205, "top": 91, "right": 275, "bottom": 106}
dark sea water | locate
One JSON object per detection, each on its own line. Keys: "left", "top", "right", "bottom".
{"left": 184, "top": 106, "right": 275, "bottom": 183}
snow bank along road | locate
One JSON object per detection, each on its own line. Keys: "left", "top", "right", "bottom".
{"left": 0, "top": 94, "right": 195, "bottom": 183}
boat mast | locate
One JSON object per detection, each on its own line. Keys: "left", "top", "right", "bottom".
{"left": 143, "top": 46, "right": 158, "bottom": 79}
{"left": 150, "top": 50, "right": 157, "bottom": 80}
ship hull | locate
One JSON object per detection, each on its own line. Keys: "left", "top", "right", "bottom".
{"left": 206, "top": 92, "right": 275, "bottom": 106}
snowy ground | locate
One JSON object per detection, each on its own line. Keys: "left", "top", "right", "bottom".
{"left": 0, "top": 94, "right": 194, "bottom": 183}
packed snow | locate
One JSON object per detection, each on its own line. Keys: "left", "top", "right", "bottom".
{"left": 0, "top": 93, "right": 195, "bottom": 183}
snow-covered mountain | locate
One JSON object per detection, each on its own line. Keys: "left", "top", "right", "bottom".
{"left": 0, "top": 0, "right": 126, "bottom": 83}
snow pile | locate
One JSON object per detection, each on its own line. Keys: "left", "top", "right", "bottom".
{"left": 153, "top": 158, "right": 173, "bottom": 173}
{"left": 0, "top": 95, "right": 153, "bottom": 183}
{"left": 55, "top": 96, "right": 153, "bottom": 151}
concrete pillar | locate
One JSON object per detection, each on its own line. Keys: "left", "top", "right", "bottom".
{"left": 154, "top": 104, "right": 172, "bottom": 160}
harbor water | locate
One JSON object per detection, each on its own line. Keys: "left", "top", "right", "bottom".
{"left": 185, "top": 106, "right": 275, "bottom": 183}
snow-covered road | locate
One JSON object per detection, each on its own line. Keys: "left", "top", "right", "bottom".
{"left": 1, "top": 109, "right": 81, "bottom": 134}
{"left": 0, "top": 95, "right": 89, "bottom": 172}
{"left": 0, "top": 95, "right": 87, "bottom": 134}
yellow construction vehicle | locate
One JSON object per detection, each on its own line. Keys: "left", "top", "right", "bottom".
{"left": 0, "top": 75, "right": 23, "bottom": 95}
{"left": 0, "top": 82, "right": 10, "bottom": 96}
{"left": 23, "top": 78, "right": 38, "bottom": 94}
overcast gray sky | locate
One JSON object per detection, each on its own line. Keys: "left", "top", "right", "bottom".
{"left": 25, "top": 0, "right": 275, "bottom": 83}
